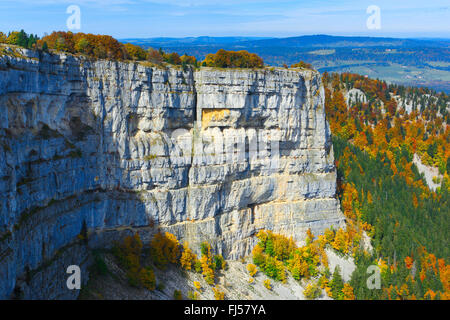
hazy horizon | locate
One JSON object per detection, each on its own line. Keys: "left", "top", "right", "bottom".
{"left": 118, "top": 34, "right": 450, "bottom": 41}
{"left": 1, "top": 0, "right": 449, "bottom": 39}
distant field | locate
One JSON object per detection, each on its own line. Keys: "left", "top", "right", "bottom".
{"left": 316, "top": 62, "right": 450, "bottom": 92}
{"left": 308, "top": 49, "right": 336, "bottom": 55}
{"left": 426, "top": 61, "right": 450, "bottom": 67}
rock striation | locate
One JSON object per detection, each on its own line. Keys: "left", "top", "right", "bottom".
{"left": 0, "top": 47, "right": 345, "bottom": 299}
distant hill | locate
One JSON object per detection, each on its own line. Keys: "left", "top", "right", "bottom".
{"left": 240, "top": 34, "right": 450, "bottom": 48}
{"left": 120, "top": 36, "right": 271, "bottom": 47}
{"left": 121, "top": 34, "right": 450, "bottom": 49}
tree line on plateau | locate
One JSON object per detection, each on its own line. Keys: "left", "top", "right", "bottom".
{"left": 0, "top": 30, "right": 266, "bottom": 69}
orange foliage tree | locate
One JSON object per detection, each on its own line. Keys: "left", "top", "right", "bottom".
{"left": 203, "top": 49, "right": 263, "bottom": 68}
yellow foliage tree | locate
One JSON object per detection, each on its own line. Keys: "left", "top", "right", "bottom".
{"left": 200, "top": 242, "right": 215, "bottom": 285}
{"left": 304, "top": 282, "right": 321, "bottom": 300}
{"left": 150, "top": 232, "right": 180, "bottom": 268}
{"left": 212, "top": 286, "right": 225, "bottom": 300}
{"left": 247, "top": 263, "right": 258, "bottom": 277}
{"left": 342, "top": 283, "right": 355, "bottom": 300}
{"left": 180, "top": 242, "right": 197, "bottom": 271}
{"left": 332, "top": 228, "right": 348, "bottom": 253}
{"left": 193, "top": 281, "right": 202, "bottom": 291}
{"left": 139, "top": 267, "right": 156, "bottom": 291}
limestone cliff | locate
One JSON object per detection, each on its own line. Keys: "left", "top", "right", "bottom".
{"left": 0, "top": 47, "right": 345, "bottom": 299}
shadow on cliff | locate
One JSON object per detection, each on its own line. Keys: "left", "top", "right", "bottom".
{"left": 0, "top": 51, "right": 186, "bottom": 300}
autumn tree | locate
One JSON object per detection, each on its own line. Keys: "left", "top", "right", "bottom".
{"left": 202, "top": 49, "right": 263, "bottom": 68}
{"left": 303, "top": 281, "right": 321, "bottom": 299}
{"left": 4, "top": 30, "right": 38, "bottom": 49}
{"left": 180, "top": 54, "right": 197, "bottom": 66}
{"left": 173, "top": 290, "right": 182, "bottom": 300}
{"left": 163, "top": 52, "right": 182, "bottom": 65}
{"left": 193, "top": 281, "right": 202, "bottom": 291}
{"left": 112, "top": 233, "right": 155, "bottom": 290}
{"left": 247, "top": 263, "right": 258, "bottom": 277}
{"left": 180, "top": 242, "right": 198, "bottom": 271}
{"left": 342, "top": 283, "right": 355, "bottom": 300}
{"left": 139, "top": 267, "right": 156, "bottom": 290}
{"left": 212, "top": 286, "right": 225, "bottom": 300}
{"left": 146, "top": 48, "right": 164, "bottom": 64}
{"left": 263, "top": 279, "right": 272, "bottom": 290}
{"left": 291, "top": 61, "right": 313, "bottom": 69}
{"left": 150, "top": 231, "right": 180, "bottom": 269}
{"left": 199, "top": 242, "right": 215, "bottom": 285}
{"left": 124, "top": 43, "right": 147, "bottom": 60}
{"left": 38, "top": 31, "right": 126, "bottom": 60}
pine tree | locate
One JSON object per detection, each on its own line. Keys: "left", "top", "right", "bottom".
{"left": 330, "top": 266, "right": 344, "bottom": 300}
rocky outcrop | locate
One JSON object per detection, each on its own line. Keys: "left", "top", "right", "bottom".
{"left": 0, "top": 46, "right": 344, "bottom": 299}
{"left": 345, "top": 88, "right": 367, "bottom": 106}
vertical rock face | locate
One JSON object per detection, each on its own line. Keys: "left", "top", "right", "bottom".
{"left": 0, "top": 48, "right": 344, "bottom": 299}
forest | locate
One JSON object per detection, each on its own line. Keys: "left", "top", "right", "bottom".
{"left": 323, "top": 72, "right": 449, "bottom": 299}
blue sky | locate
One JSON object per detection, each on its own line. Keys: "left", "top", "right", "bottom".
{"left": 0, "top": 0, "right": 449, "bottom": 39}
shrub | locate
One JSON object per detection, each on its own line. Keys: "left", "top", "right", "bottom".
{"left": 193, "top": 281, "right": 202, "bottom": 291}
{"left": 213, "top": 254, "right": 226, "bottom": 270}
{"left": 247, "top": 263, "right": 258, "bottom": 277}
{"left": 139, "top": 267, "right": 156, "bottom": 291}
{"left": 126, "top": 269, "right": 141, "bottom": 287}
{"left": 202, "top": 263, "right": 215, "bottom": 285}
{"left": 187, "top": 290, "right": 200, "bottom": 300}
{"left": 156, "top": 282, "right": 165, "bottom": 291}
{"left": 200, "top": 242, "right": 211, "bottom": 257}
{"left": 290, "top": 61, "right": 313, "bottom": 69}
{"left": 212, "top": 286, "right": 225, "bottom": 300}
{"left": 263, "top": 279, "right": 272, "bottom": 290}
{"left": 194, "top": 260, "right": 202, "bottom": 273}
{"left": 174, "top": 290, "right": 182, "bottom": 300}
{"left": 303, "top": 281, "right": 321, "bottom": 300}
{"left": 91, "top": 251, "right": 108, "bottom": 276}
